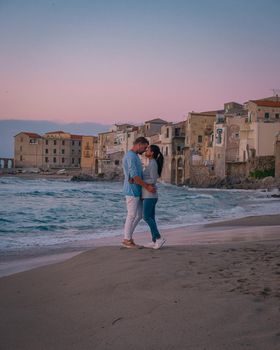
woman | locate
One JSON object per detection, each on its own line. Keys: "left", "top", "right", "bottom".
{"left": 142, "top": 144, "right": 166, "bottom": 249}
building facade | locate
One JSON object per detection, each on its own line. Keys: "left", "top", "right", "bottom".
{"left": 14, "top": 132, "right": 43, "bottom": 168}
{"left": 14, "top": 131, "right": 83, "bottom": 170}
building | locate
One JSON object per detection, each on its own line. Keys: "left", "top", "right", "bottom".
{"left": 240, "top": 98, "right": 280, "bottom": 161}
{"left": 42, "top": 131, "right": 82, "bottom": 169}
{"left": 275, "top": 132, "right": 280, "bottom": 180}
{"left": 81, "top": 136, "right": 98, "bottom": 174}
{"left": 14, "top": 132, "right": 43, "bottom": 168}
{"left": 144, "top": 118, "right": 168, "bottom": 137}
{"left": 157, "top": 121, "right": 185, "bottom": 185}
{"left": 184, "top": 110, "right": 222, "bottom": 185}
{"left": 14, "top": 131, "right": 83, "bottom": 170}
{"left": 213, "top": 102, "right": 247, "bottom": 178}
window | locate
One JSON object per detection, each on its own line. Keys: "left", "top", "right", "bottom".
{"left": 53, "top": 149, "right": 57, "bottom": 154}
{"left": 45, "top": 149, "right": 48, "bottom": 154}
{"left": 78, "top": 158, "right": 81, "bottom": 164}
{"left": 45, "top": 157, "right": 48, "bottom": 163}
{"left": 62, "top": 140, "right": 65, "bottom": 146}
{"left": 53, "top": 157, "right": 56, "bottom": 163}
{"left": 72, "top": 141, "right": 75, "bottom": 146}
{"left": 175, "top": 128, "right": 180, "bottom": 137}
{"left": 72, "top": 149, "right": 74, "bottom": 153}
{"left": 166, "top": 128, "right": 169, "bottom": 138}
{"left": 62, "top": 158, "right": 65, "bottom": 163}
{"left": 20, "top": 146, "right": 22, "bottom": 152}
{"left": 264, "top": 112, "right": 270, "bottom": 120}
{"left": 20, "top": 155, "right": 23, "bottom": 161}
{"left": 20, "top": 137, "right": 23, "bottom": 142}
{"left": 79, "top": 141, "right": 81, "bottom": 146}
{"left": 166, "top": 146, "right": 168, "bottom": 156}
{"left": 177, "top": 146, "right": 181, "bottom": 152}
{"left": 45, "top": 140, "right": 48, "bottom": 145}
{"left": 72, "top": 158, "right": 75, "bottom": 164}
{"left": 216, "top": 129, "right": 222, "bottom": 144}
{"left": 115, "top": 160, "right": 120, "bottom": 165}
{"left": 29, "top": 139, "right": 37, "bottom": 144}
{"left": 62, "top": 149, "right": 65, "bottom": 154}
{"left": 198, "top": 135, "right": 203, "bottom": 143}
{"left": 54, "top": 140, "right": 57, "bottom": 145}
{"left": 276, "top": 113, "right": 279, "bottom": 120}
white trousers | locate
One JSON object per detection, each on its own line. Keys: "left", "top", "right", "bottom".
{"left": 124, "top": 196, "right": 143, "bottom": 240}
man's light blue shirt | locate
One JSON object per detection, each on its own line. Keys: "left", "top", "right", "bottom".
{"left": 122, "top": 150, "right": 143, "bottom": 197}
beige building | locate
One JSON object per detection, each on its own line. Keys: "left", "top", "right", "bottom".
{"left": 212, "top": 97, "right": 280, "bottom": 181}
{"left": 42, "top": 131, "right": 82, "bottom": 169}
{"left": 275, "top": 132, "right": 280, "bottom": 180}
{"left": 240, "top": 98, "right": 280, "bottom": 162}
{"left": 157, "top": 121, "right": 185, "bottom": 185}
{"left": 14, "top": 130, "right": 83, "bottom": 170}
{"left": 14, "top": 132, "right": 43, "bottom": 168}
{"left": 144, "top": 118, "right": 168, "bottom": 137}
{"left": 184, "top": 110, "right": 220, "bottom": 183}
{"left": 213, "top": 102, "right": 246, "bottom": 178}
{"left": 81, "top": 136, "right": 98, "bottom": 174}
{"left": 185, "top": 111, "right": 218, "bottom": 163}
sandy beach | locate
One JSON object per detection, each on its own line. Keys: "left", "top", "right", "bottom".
{"left": 0, "top": 215, "right": 280, "bottom": 350}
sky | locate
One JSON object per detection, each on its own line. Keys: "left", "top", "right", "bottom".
{"left": 0, "top": 0, "right": 280, "bottom": 124}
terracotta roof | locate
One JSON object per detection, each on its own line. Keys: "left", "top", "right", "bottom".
{"left": 251, "top": 100, "right": 280, "bottom": 108}
{"left": 71, "top": 134, "right": 83, "bottom": 140}
{"left": 45, "top": 131, "right": 66, "bottom": 134}
{"left": 15, "top": 132, "right": 41, "bottom": 138}
{"left": 190, "top": 112, "right": 217, "bottom": 117}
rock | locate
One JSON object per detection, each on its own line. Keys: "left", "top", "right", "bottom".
{"left": 71, "top": 174, "right": 96, "bottom": 182}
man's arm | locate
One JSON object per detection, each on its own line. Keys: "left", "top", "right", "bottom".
{"left": 132, "top": 176, "right": 156, "bottom": 193}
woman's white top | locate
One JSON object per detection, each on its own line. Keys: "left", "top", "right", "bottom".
{"left": 142, "top": 159, "right": 158, "bottom": 199}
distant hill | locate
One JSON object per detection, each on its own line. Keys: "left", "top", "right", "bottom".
{"left": 0, "top": 120, "right": 109, "bottom": 158}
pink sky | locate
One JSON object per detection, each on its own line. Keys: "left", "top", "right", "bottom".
{"left": 1, "top": 0, "right": 279, "bottom": 124}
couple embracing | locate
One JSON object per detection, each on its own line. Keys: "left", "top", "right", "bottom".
{"left": 122, "top": 136, "right": 166, "bottom": 249}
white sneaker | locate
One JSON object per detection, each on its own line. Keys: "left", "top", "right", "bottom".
{"left": 153, "top": 237, "right": 166, "bottom": 250}
{"left": 145, "top": 242, "right": 155, "bottom": 248}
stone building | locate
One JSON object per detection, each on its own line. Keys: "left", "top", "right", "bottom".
{"left": 42, "top": 131, "right": 82, "bottom": 169}
{"left": 157, "top": 121, "right": 185, "bottom": 185}
{"left": 212, "top": 97, "right": 280, "bottom": 181}
{"left": 184, "top": 110, "right": 221, "bottom": 185}
{"left": 144, "top": 118, "right": 168, "bottom": 137}
{"left": 14, "top": 130, "right": 83, "bottom": 170}
{"left": 239, "top": 98, "right": 280, "bottom": 162}
{"left": 81, "top": 136, "right": 98, "bottom": 174}
{"left": 274, "top": 132, "right": 280, "bottom": 180}
{"left": 213, "top": 102, "right": 246, "bottom": 179}
{"left": 14, "top": 132, "right": 43, "bottom": 168}
{"left": 96, "top": 131, "right": 116, "bottom": 174}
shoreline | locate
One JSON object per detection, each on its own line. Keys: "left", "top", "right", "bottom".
{"left": 1, "top": 173, "right": 280, "bottom": 191}
{"left": 1, "top": 214, "right": 280, "bottom": 278}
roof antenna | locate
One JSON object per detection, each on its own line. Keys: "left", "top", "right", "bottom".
{"left": 271, "top": 88, "right": 280, "bottom": 101}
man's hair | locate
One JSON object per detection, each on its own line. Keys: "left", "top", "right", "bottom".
{"left": 133, "top": 136, "right": 149, "bottom": 145}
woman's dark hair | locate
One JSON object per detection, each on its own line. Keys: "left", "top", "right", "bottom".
{"left": 150, "top": 144, "right": 164, "bottom": 177}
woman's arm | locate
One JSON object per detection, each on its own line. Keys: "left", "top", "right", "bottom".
{"left": 131, "top": 176, "right": 156, "bottom": 193}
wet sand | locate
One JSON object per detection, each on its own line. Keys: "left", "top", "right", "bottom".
{"left": 0, "top": 215, "right": 280, "bottom": 349}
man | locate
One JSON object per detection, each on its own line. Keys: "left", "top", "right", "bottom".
{"left": 122, "top": 136, "right": 156, "bottom": 248}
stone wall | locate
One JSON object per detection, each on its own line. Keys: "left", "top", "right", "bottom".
{"left": 275, "top": 141, "right": 280, "bottom": 180}
{"left": 188, "top": 164, "right": 215, "bottom": 187}
{"left": 226, "top": 156, "right": 275, "bottom": 181}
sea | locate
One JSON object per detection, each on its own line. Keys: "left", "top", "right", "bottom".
{"left": 0, "top": 177, "right": 280, "bottom": 254}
